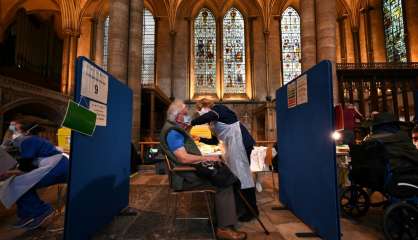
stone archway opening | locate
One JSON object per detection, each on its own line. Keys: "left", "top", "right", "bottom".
{"left": 1, "top": 101, "right": 63, "bottom": 144}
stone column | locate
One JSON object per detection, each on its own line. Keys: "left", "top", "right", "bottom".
{"left": 248, "top": 17, "right": 256, "bottom": 100}
{"left": 127, "top": 0, "right": 144, "bottom": 144}
{"left": 361, "top": 6, "right": 374, "bottom": 63}
{"left": 169, "top": 31, "right": 176, "bottom": 100}
{"left": 61, "top": 37, "right": 70, "bottom": 94}
{"left": 108, "top": 0, "right": 130, "bottom": 83}
{"left": 95, "top": 17, "right": 104, "bottom": 66}
{"left": 264, "top": 31, "right": 271, "bottom": 101}
{"left": 61, "top": 33, "right": 79, "bottom": 96}
{"left": 90, "top": 18, "right": 98, "bottom": 61}
{"left": 315, "top": 0, "right": 338, "bottom": 102}
{"left": 300, "top": 0, "right": 317, "bottom": 71}
{"left": 337, "top": 16, "right": 347, "bottom": 63}
{"left": 351, "top": 28, "right": 361, "bottom": 63}
{"left": 67, "top": 34, "right": 79, "bottom": 95}
{"left": 404, "top": 0, "right": 418, "bottom": 61}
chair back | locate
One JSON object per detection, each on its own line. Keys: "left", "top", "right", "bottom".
{"left": 350, "top": 140, "right": 388, "bottom": 190}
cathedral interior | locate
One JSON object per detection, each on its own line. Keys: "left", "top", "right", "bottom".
{"left": 0, "top": 0, "right": 417, "bottom": 239}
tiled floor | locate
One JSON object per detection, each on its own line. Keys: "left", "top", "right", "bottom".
{"left": 0, "top": 168, "right": 384, "bottom": 239}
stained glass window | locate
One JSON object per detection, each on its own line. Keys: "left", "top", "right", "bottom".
{"left": 142, "top": 9, "right": 155, "bottom": 86}
{"left": 281, "top": 7, "right": 301, "bottom": 85}
{"left": 223, "top": 8, "right": 246, "bottom": 94}
{"left": 194, "top": 9, "right": 217, "bottom": 94}
{"left": 103, "top": 16, "right": 110, "bottom": 71}
{"left": 383, "top": 0, "right": 407, "bottom": 62}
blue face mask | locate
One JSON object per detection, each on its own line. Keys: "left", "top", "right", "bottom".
{"left": 183, "top": 115, "right": 191, "bottom": 124}
{"left": 9, "top": 124, "right": 16, "bottom": 132}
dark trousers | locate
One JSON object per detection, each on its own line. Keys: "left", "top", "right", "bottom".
{"left": 234, "top": 148, "right": 259, "bottom": 217}
{"left": 182, "top": 174, "right": 237, "bottom": 228}
{"left": 17, "top": 157, "right": 69, "bottom": 219}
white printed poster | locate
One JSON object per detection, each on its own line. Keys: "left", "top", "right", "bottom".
{"left": 81, "top": 60, "right": 109, "bottom": 104}
{"left": 89, "top": 101, "right": 107, "bottom": 126}
{"left": 297, "top": 75, "right": 308, "bottom": 105}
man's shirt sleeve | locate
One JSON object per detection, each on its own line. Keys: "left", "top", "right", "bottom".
{"left": 166, "top": 130, "right": 185, "bottom": 152}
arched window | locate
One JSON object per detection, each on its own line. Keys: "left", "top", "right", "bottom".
{"left": 194, "top": 8, "right": 217, "bottom": 94}
{"left": 281, "top": 7, "right": 301, "bottom": 85}
{"left": 223, "top": 8, "right": 246, "bottom": 95}
{"left": 142, "top": 9, "right": 156, "bottom": 86}
{"left": 383, "top": 0, "right": 407, "bottom": 62}
{"left": 103, "top": 16, "right": 110, "bottom": 70}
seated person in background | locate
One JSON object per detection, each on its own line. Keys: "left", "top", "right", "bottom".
{"left": 343, "top": 103, "right": 364, "bottom": 144}
{"left": 413, "top": 127, "right": 418, "bottom": 149}
{"left": 0, "top": 118, "right": 69, "bottom": 230}
{"left": 160, "top": 100, "right": 247, "bottom": 240}
{"left": 364, "top": 112, "right": 418, "bottom": 171}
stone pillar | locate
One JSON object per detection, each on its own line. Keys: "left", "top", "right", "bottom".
{"left": 361, "top": 6, "right": 374, "bottom": 63}
{"left": 108, "top": 0, "right": 130, "bottom": 83}
{"left": 61, "top": 34, "right": 79, "bottom": 96}
{"left": 127, "top": 0, "right": 144, "bottom": 144}
{"left": 404, "top": 0, "right": 418, "bottom": 61}
{"left": 352, "top": 28, "right": 361, "bottom": 63}
{"left": 248, "top": 17, "right": 256, "bottom": 100}
{"left": 301, "top": 0, "right": 317, "bottom": 71}
{"left": 337, "top": 16, "right": 347, "bottom": 63}
{"left": 61, "top": 37, "right": 70, "bottom": 94}
{"left": 95, "top": 17, "right": 104, "bottom": 66}
{"left": 315, "top": 0, "right": 337, "bottom": 102}
{"left": 90, "top": 18, "right": 98, "bottom": 61}
{"left": 67, "top": 35, "right": 79, "bottom": 95}
{"left": 169, "top": 31, "right": 176, "bottom": 100}
{"left": 264, "top": 31, "right": 271, "bottom": 101}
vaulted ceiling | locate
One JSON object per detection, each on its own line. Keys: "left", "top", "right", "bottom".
{"left": 0, "top": 0, "right": 377, "bottom": 40}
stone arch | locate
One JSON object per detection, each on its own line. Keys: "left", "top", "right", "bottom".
{"left": 0, "top": 97, "right": 63, "bottom": 125}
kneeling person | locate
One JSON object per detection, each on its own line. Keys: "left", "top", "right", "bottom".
{"left": 160, "top": 99, "right": 246, "bottom": 240}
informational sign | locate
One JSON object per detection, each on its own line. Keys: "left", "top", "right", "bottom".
{"left": 90, "top": 101, "right": 107, "bottom": 126}
{"left": 62, "top": 100, "right": 97, "bottom": 136}
{"left": 81, "top": 60, "right": 109, "bottom": 104}
{"left": 287, "top": 81, "right": 297, "bottom": 108}
{"left": 297, "top": 74, "right": 308, "bottom": 105}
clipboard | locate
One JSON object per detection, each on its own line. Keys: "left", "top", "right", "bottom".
{"left": 0, "top": 148, "right": 17, "bottom": 175}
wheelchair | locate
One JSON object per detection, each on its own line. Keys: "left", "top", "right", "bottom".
{"left": 339, "top": 140, "right": 418, "bottom": 240}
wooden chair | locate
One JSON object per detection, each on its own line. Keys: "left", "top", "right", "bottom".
{"left": 163, "top": 155, "right": 217, "bottom": 239}
{"left": 164, "top": 155, "right": 270, "bottom": 236}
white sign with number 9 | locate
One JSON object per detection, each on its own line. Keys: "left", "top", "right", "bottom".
{"left": 81, "top": 60, "right": 109, "bottom": 104}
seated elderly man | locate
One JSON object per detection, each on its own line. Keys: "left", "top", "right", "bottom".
{"left": 160, "top": 99, "right": 246, "bottom": 240}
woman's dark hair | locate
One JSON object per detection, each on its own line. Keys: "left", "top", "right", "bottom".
{"left": 14, "top": 118, "right": 45, "bottom": 135}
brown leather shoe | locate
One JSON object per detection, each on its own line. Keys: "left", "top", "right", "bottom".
{"left": 216, "top": 227, "right": 247, "bottom": 240}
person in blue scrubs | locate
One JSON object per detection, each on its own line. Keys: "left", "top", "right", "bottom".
{"left": 0, "top": 119, "right": 69, "bottom": 230}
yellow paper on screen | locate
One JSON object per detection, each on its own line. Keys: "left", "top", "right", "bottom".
{"left": 190, "top": 124, "right": 212, "bottom": 138}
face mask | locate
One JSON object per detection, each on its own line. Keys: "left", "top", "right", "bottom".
{"left": 183, "top": 115, "right": 191, "bottom": 124}
{"left": 198, "top": 108, "right": 210, "bottom": 116}
{"left": 9, "top": 124, "right": 16, "bottom": 132}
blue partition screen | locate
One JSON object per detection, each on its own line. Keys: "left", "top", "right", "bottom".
{"left": 276, "top": 60, "right": 341, "bottom": 239}
{"left": 64, "top": 57, "right": 133, "bottom": 240}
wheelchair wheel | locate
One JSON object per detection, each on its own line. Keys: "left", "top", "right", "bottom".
{"left": 383, "top": 202, "right": 418, "bottom": 240}
{"left": 340, "top": 186, "right": 370, "bottom": 217}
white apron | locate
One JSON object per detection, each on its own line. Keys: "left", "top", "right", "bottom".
{"left": 0, "top": 154, "right": 63, "bottom": 208}
{"left": 212, "top": 121, "right": 255, "bottom": 189}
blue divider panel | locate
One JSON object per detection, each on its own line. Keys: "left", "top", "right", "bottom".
{"left": 64, "top": 57, "right": 133, "bottom": 240}
{"left": 276, "top": 60, "right": 341, "bottom": 239}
